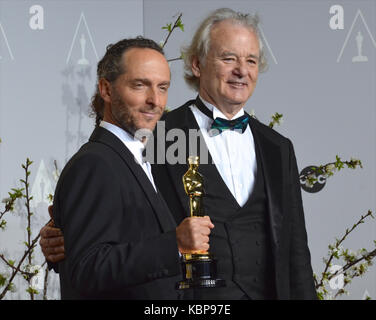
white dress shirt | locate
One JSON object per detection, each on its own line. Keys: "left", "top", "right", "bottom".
{"left": 99, "top": 121, "right": 157, "bottom": 192}
{"left": 190, "top": 96, "right": 257, "bottom": 207}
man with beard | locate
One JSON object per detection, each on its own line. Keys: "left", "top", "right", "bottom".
{"left": 41, "top": 8, "right": 317, "bottom": 300}
{"left": 49, "top": 37, "right": 213, "bottom": 299}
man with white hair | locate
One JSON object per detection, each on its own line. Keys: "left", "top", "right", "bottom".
{"left": 40, "top": 8, "right": 317, "bottom": 300}
{"left": 152, "top": 8, "right": 317, "bottom": 299}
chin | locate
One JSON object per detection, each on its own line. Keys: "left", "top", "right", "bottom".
{"left": 224, "top": 93, "right": 250, "bottom": 103}
{"left": 225, "top": 98, "right": 248, "bottom": 106}
{"left": 136, "top": 122, "right": 157, "bottom": 132}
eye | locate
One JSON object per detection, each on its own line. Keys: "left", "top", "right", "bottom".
{"left": 133, "top": 82, "right": 145, "bottom": 89}
{"left": 159, "top": 85, "right": 169, "bottom": 92}
{"left": 247, "top": 58, "right": 258, "bottom": 65}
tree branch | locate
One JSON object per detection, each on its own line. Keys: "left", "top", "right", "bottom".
{"left": 315, "top": 210, "right": 374, "bottom": 291}
{"left": 0, "top": 232, "right": 40, "bottom": 299}
{"left": 161, "top": 13, "right": 183, "bottom": 49}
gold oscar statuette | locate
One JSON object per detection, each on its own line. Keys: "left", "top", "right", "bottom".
{"left": 176, "top": 156, "right": 225, "bottom": 290}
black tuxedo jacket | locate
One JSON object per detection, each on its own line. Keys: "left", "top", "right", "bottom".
{"left": 53, "top": 127, "right": 182, "bottom": 299}
{"left": 152, "top": 100, "right": 317, "bottom": 299}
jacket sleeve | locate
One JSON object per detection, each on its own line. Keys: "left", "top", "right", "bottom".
{"left": 287, "top": 140, "right": 318, "bottom": 299}
{"left": 53, "top": 152, "right": 181, "bottom": 298}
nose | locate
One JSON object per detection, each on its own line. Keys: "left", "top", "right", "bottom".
{"left": 233, "top": 60, "right": 247, "bottom": 78}
{"left": 146, "top": 87, "right": 160, "bottom": 107}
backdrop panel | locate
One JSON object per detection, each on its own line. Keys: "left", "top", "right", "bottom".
{"left": 144, "top": 0, "right": 376, "bottom": 300}
{"left": 0, "top": 0, "right": 143, "bottom": 299}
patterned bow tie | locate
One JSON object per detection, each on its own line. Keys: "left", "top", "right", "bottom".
{"left": 194, "top": 96, "right": 250, "bottom": 137}
{"left": 209, "top": 114, "right": 250, "bottom": 136}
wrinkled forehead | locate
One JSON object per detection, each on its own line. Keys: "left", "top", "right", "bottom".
{"left": 208, "top": 20, "right": 260, "bottom": 54}
{"left": 210, "top": 19, "right": 259, "bottom": 41}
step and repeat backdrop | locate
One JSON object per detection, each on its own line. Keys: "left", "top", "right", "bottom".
{"left": 0, "top": 0, "right": 375, "bottom": 299}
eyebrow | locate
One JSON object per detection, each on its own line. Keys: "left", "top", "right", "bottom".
{"left": 220, "top": 51, "right": 259, "bottom": 60}
{"left": 132, "top": 78, "right": 170, "bottom": 86}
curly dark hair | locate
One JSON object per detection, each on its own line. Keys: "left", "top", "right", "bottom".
{"left": 90, "top": 36, "right": 165, "bottom": 126}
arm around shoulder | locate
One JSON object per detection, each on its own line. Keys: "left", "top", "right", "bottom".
{"left": 53, "top": 151, "right": 181, "bottom": 298}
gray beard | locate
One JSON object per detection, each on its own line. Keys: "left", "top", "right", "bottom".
{"left": 110, "top": 94, "right": 138, "bottom": 136}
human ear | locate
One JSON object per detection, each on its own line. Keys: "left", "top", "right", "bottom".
{"left": 98, "top": 78, "right": 112, "bottom": 104}
{"left": 191, "top": 56, "right": 201, "bottom": 78}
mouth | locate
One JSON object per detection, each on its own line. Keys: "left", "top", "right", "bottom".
{"left": 140, "top": 110, "right": 161, "bottom": 120}
{"left": 227, "top": 81, "right": 248, "bottom": 88}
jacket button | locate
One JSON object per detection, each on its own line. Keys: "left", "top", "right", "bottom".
{"left": 255, "top": 240, "right": 260, "bottom": 246}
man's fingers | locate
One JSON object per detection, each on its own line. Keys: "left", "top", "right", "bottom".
{"left": 200, "top": 226, "right": 212, "bottom": 236}
{"left": 48, "top": 205, "right": 54, "bottom": 220}
{"left": 40, "top": 225, "right": 63, "bottom": 238}
{"left": 46, "top": 220, "right": 54, "bottom": 227}
{"left": 190, "top": 217, "right": 214, "bottom": 235}
{"left": 39, "top": 236, "right": 64, "bottom": 254}
{"left": 186, "top": 217, "right": 214, "bottom": 236}
{"left": 41, "top": 242, "right": 65, "bottom": 257}
{"left": 203, "top": 235, "right": 209, "bottom": 243}
{"left": 39, "top": 236, "right": 64, "bottom": 248}
{"left": 188, "top": 216, "right": 214, "bottom": 228}
{"left": 191, "top": 216, "right": 214, "bottom": 229}
{"left": 39, "top": 226, "right": 65, "bottom": 263}
{"left": 176, "top": 216, "right": 214, "bottom": 253}
{"left": 47, "top": 253, "right": 65, "bottom": 264}
{"left": 191, "top": 233, "right": 209, "bottom": 247}
{"left": 42, "top": 245, "right": 65, "bottom": 255}
{"left": 202, "top": 216, "right": 214, "bottom": 229}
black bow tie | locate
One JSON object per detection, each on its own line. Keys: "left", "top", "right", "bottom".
{"left": 195, "top": 97, "right": 249, "bottom": 137}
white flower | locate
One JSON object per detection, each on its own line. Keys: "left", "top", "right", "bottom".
{"left": 1, "top": 197, "right": 11, "bottom": 204}
{"left": 52, "top": 171, "right": 59, "bottom": 182}
{"left": 29, "top": 265, "right": 45, "bottom": 291}
{"left": 357, "top": 248, "right": 368, "bottom": 258}
{"left": 350, "top": 158, "right": 361, "bottom": 167}
{"left": 9, "top": 284, "right": 17, "bottom": 293}
{"left": 304, "top": 174, "right": 316, "bottom": 188}
{"left": 325, "top": 164, "right": 336, "bottom": 173}
{"left": 305, "top": 180, "right": 314, "bottom": 188}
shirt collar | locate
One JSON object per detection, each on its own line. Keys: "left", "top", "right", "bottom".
{"left": 198, "top": 95, "right": 245, "bottom": 120}
{"left": 99, "top": 120, "right": 145, "bottom": 164}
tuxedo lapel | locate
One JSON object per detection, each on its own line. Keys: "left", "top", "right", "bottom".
{"left": 165, "top": 162, "right": 190, "bottom": 217}
{"left": 89, "top": 127, "right": 176, "bottom": 232}
{"left": 248, "top": 118, "right": 284, "bottom": 249}
{"left": 164, "top": 105, "right": 197, "bottom": 216}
